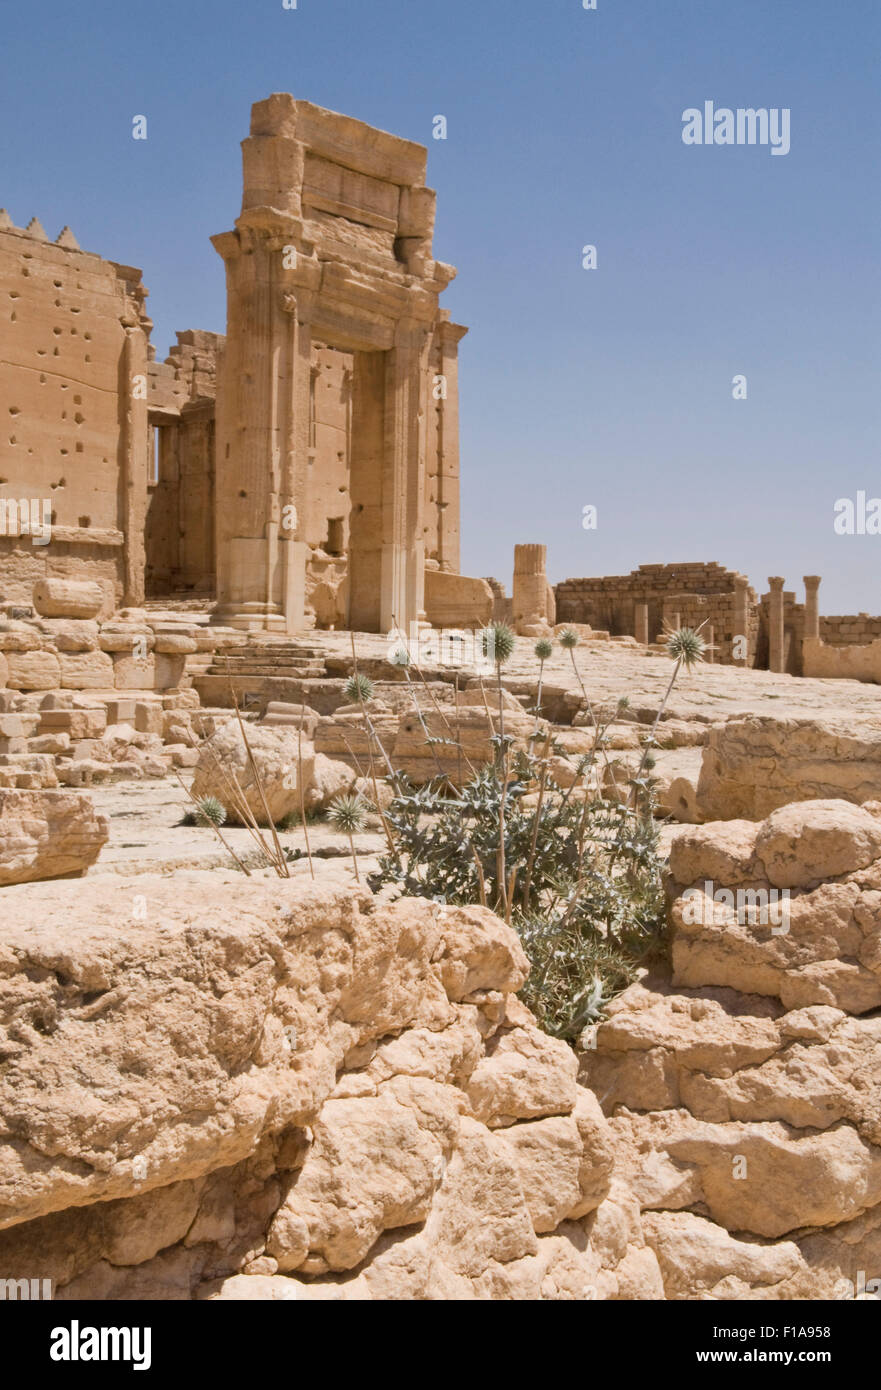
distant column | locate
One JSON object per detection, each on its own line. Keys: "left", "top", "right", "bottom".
{"left": 733, "top": 576, "right": 750, "bottom": 666}
{"left": 768, "top": 577, "right": 785, "bottom": 673}
{"left": 706, "top": 624, "right": 715, "bottom": 664}
{"left": 513, "top": 544, "right": 551, "bottom": 634}
{"left": 803, "top": 575, "right": 821, "bottom": 641}
{"left": 634, "top": 602, "right": 649, "bottom": 646}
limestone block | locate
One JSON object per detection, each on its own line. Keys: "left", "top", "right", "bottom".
{"left": 38, "top": 708, "right": 107, "bottom": 740}
{"left": 28, "top": 733, "right": 71, "bottom": 756}
{"left": 0, "top": 754, "right": 58, "bottom": 789}
{"left": 154, "top": 654, "right": 186, "bottom": 690}
{"left": 696, "top": 716, "right": 881, "bottom": 821}
{"left": 0, "top": 653, "right": 7, "bottom": 688}
{"left": 32, "top": 580, "right": 103, "bottom": 620}
{"left": 754, "top": 800, "right": 881, "bottom": 889}
{"left": 152, "top": 634, "right": 198, "bottom": 656}
{"left": 58, "top": 651, "right": 116, "bottom": 691}
{"left": 98, "top": 626, "right": 155, "bottom": 654}
{"left": 112, "top": 653, "right": 156, "bottom": 690}
{"left": 134, "top": 702, "right": 165, "bottom": 737}
{"left": 424, "top": 571, "right": 493, "bottom": 629}
{"left": 5, "top": 651, "right": 62, "bottom": 691}
{"left": 0, "top": 788, "right": 108, "bottom": 885}
{"left": 261, "top": 703, "right": 320, "bottom": 738}
{"left": 191, "top": 722, "right": 317, "bottom": 826}
{"left": 0, "top": 622, "right": 42, "bottom": 652}
{"left": 0, "top": 715, "right": 40, "bottom": 740}
{"left": 35, "top": 621, "right": 99, "bottom": 653}
{"left": 303, "top": 753, "right": 357, "bottom": 812}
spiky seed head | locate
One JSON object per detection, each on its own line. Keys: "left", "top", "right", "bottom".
{"left": 559, "top": 628, "right": 579, "bottom": 650}
{"left": 617, "top": 695, "right": 630, "bottom": 712}
{"left": 481, "top": 622, "right": 516, "bottom": 667}
{"left": 534, "top": 638, "right": 553, "bottom": 662}
{"left": 344, "top": 672, "right": 375, "bottom": 704}
{"left": 196, "top": 796, "right": 226, "bottom": 828}
{"left": 391, "top": 647, "right": 411, "bottom": 668}
{"left": 666, "top": 627, "right": 706, "bottom": 671}
{"left": 328, "top": 792, "right": 369, "bottom": 835}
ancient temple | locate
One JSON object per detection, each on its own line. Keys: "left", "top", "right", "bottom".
{"left": 0, "top": 95, "right": 480, "bottom": 634}
{"left": 210, "top": 94, "right": 468, "bottom": 634}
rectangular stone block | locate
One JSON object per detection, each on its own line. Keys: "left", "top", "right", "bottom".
{"left": 59, "top": 651, "right": 116, "bottom": 690}
{"left": 112, "top": 653, "right": 156, "bottom": 690}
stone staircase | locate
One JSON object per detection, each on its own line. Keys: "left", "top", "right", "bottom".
{"left": 193, "top": 638, "right": 328, "bottom": 708}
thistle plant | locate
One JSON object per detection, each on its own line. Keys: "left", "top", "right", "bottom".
{"left": 532, "top": 637, "right": 553, "bottom": 737}
{"left": 328, "top": 792, "right": 369, "bottom": 882}
{"left": 195, "top": 795, "right": 226, "bottom": 828}
{"left": 618, "top": 624, "right": 707, "bottom": 827}
{"left": 479, "top": 623, "right": 516, "bottom": 918}
{"left": 345, "top": 672, "right": 375, "bottom": 705}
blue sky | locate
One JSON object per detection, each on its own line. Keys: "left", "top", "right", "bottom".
{"left": 1, "top": 0, "right": 879, "bottom": 612}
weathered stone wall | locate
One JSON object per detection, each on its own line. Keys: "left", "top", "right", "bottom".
{"left": 803, "top": 635, "right": 881, "bottom": 682}
{"left": 820, "top": 614, "right": 881, "bottom": 646}
{"left": 555, "top": 563, "right": 758, "bottom": 665}
{"left": 0, "top": 216, "right": 150, "bottom": 608}
{"left": 145, "top": 331, "right": 223, "bottom": 597}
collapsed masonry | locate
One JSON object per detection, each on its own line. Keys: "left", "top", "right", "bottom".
{"left": 0, "top": 95, "right": 492, "bottom": 635}
{"left": 555, "top": 563, "right": 881, "bottom": 678}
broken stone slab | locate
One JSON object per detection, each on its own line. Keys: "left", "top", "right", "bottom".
{"left": 0, "top": 788, "right": 108, "bottom": 884}
{"left": 696, "top": 715, "right": 881, "bottom": 821}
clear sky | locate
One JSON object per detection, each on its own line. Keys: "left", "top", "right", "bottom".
{"left": 1, "top": 0, "right": 879, "bottom": 613}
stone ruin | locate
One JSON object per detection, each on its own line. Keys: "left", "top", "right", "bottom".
{"left": 555, "top": 561, "right": 881, "bottom": 680}
{"left": 4, "top": 90, "right": 881, "bottom": 1308}
{"left": 0, "top": 94, "right": 489, "bottom": 637}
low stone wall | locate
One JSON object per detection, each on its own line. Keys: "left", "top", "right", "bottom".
{"left": 803, "top": 635, "right": 881, "bottom": 682}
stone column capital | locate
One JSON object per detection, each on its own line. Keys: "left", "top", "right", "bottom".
{"left": 768, "top": 576, "right": 786, "bottom": 592}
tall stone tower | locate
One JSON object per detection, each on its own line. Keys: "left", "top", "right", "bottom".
{"left": 211, "top": 94, "right": 466, "bottom": 633}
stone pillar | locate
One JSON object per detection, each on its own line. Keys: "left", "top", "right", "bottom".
{"left": 706, "top": 624, "right": 714, "bottom": 664}
{"left": 120, "top": 318, "right": 149, "bottom": 607}
{"left": 803, "top": 575, "right": 821, "bottom": 641}
{"left": 768, "top": 577, "right": 785, "bottom": 673}
{"left": 212, "top": 222, "right": 288, "bottom": 630}
{"left": 634, "top": 602, "right": 649, "bottom": 646}
{"left": 433, "top": 314, "right": 467, "bottom": 575}
{"left": 381, "top": 319, "right": 432, "bottom": 634}
{"left": 733, "top": 576, "right": 750, "bottom": 666}
{"left": 513, "top": 544, "right": 551, "bottom": 635}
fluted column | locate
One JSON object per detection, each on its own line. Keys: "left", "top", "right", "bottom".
{"left": 634, "top": 602, "right": 649, "bottom": 646}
